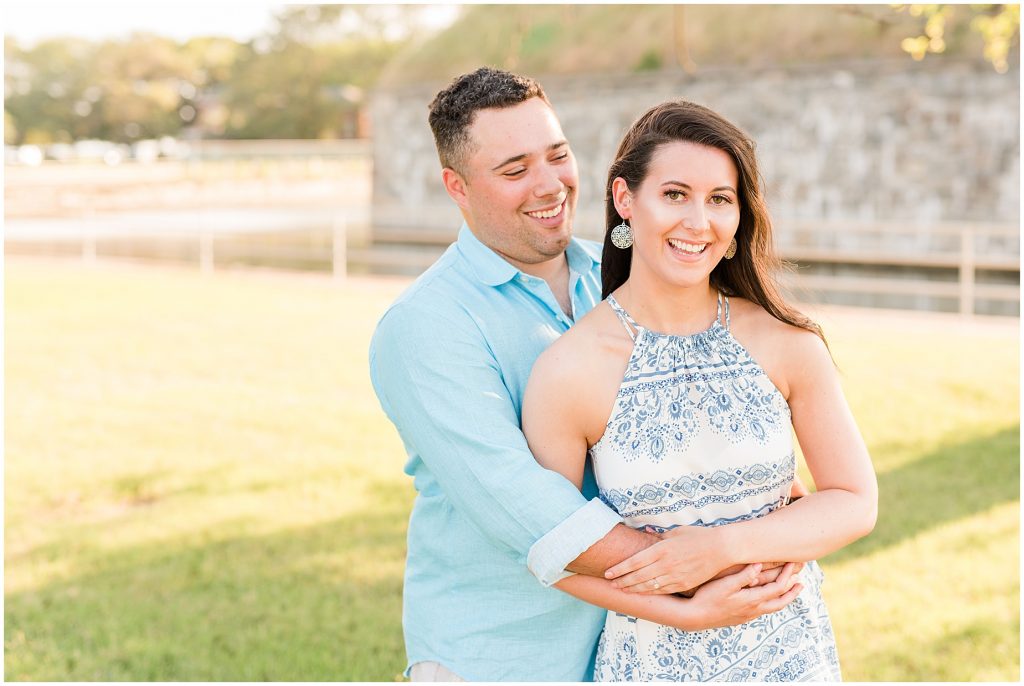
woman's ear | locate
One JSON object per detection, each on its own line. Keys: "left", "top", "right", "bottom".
{"left": 611, "top": 178, "right": 632, "bottom": 220}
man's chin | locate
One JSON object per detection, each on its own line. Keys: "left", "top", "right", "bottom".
{"left": 544, "top": 220, "right": 573, "bottom": 243}
{"left": 540, "top": 227, "right": 571, "bottom": 251}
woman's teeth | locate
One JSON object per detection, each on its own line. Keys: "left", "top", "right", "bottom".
{"left": 667, "top": 238, "right": 707, "bottom": 254}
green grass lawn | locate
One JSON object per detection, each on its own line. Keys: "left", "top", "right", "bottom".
{"left": 5, "top": 258, "right": 1019, "bottom": 681}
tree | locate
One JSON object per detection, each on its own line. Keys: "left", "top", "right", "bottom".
{"left": 89, "top": 34, "right": 198, "bottom": 142}
{"left": 893, "top": 4, "right": 1020, "bottom": 73}
{"left": 217, "top": 4, "right": 413, "bottom": 139}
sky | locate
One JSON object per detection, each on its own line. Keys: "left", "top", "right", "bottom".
{"left": 3, "top": 2, "right": 461, "bottom": 45}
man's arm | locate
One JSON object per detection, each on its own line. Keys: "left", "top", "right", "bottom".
{"left": 369, "top": 301, "right": 622, "bottom": 573}
{"left": 565, "top": 524, "right": 660, "bottom": 576}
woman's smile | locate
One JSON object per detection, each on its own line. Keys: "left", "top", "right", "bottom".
{"left": 666, "top": 237, "right": 710, "bottom": 261}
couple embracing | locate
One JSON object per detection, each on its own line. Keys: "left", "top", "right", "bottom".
{"left": 369, "top": 67, "right": 877, "bottom": 682}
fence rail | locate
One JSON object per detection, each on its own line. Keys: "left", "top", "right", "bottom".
{"left": 5, "top": 219, "right": 1019, "bottom": 316}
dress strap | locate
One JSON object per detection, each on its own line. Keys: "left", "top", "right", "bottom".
{"left": 606, "top": 294, "right": 639, "bottom": 342}
{"left": 717, "top": 292, "right": 731, "bottom": 331}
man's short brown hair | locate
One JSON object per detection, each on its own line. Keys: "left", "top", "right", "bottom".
{"left": 428, "top": 67, "right": 550, "bottom": 175}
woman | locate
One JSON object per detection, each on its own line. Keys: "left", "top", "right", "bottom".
{"left": 522, "top": 100, "right": 877, "bottom": 681}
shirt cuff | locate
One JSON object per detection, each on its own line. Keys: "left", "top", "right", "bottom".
{"left": 526, "top": 498, "right": 623, "bottom": 587}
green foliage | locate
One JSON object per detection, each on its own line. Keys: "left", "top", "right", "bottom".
{"left": 5, "top": 34, "right": 224, "bottom": 144}
{"left": 6, "top": 4, "right": 1016, "bottom": 145}
{"left": 521, "top": 22, "right": 560, "bottom": 57}
{"left": 972, "top": 4, "right": 1021, "bottom": 73}
{"left": 4, "top": 109, "right": 18, "bottom": 144}
{"left": 2, "top": 5, "right": 414, "bottom": 144}
{"left": 219, "top": 39, "right": 401, "bottom": 139}
{"left": 893, "top": 4, "right": 1020, "bottom": 72}
{"left": 377, "top": 4, "right": 999, "bottom": 88}
{"left": 634, "top": 48, "right": 664, "bottom": 72}
{"left": 4, "top": 260, "right": 1018, "bottom": 680}
{"left": 377, "top": 5, "right": 671, "bottom": 86}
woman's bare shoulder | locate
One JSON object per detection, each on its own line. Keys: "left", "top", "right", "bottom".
{"left": 533, "top": 300, "right": 633, "bottom": 380}
{"left": 727, "top": 297, "right": 830, "bottom": 397}
{"left": 728, "top": 297, "right": 822, "bottom": 345}
{"left": 529, "top": 300, "right": 638, "bottom": 445}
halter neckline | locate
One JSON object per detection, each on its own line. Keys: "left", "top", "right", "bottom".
{"left": 606, "top": 292, "right": 730, "bottom": 342}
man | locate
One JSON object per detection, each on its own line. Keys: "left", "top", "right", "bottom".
{"left": 369, "top": 67, "right": 795, "bottom": 682}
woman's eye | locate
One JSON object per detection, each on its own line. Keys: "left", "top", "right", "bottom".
{"left": 710, "top": 195, "right": 732, "bottom": 205}
{"left": 664, "top": 190, "right": 684, "bottom": 201}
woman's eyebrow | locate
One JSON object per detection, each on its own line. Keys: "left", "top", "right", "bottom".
{"left": 660, "top": 181, "right": 737, "bottom": 193}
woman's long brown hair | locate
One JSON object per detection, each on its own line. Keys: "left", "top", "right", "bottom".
{"left": 601, "top": 99, "right": 825, "bottom": 343}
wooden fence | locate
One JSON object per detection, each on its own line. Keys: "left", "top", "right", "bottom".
{"left": 6, "top": 217, "right": 1017, "bottom": 315}
{"left": 773, "top": 220, "right": 1018, "bottom": 315}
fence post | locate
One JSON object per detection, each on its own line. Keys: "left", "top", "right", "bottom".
{"left": 333, "top": 216, "right": 347, "bottom": 281}
{"left": 200, "top": 232, "right": 214, "bottom": 274}
{"left": 82, "top": 230, "right": 96, "bottom": 265}
{"left": 959, "top": 228, "right": 975, "bottom": 316}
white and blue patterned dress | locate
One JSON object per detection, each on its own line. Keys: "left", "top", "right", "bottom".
{"left": 591, "top": 294, "right": 841, "bottom": 682}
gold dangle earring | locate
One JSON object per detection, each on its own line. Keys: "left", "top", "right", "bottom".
{"left": 724, "top": 238, "right": 737, "bottom": 259}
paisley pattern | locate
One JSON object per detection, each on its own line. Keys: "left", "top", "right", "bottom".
{"left": 599, "top": 456, "right": 795, "bottom": 519}
{"left": 590, "top": 295, "right": 841, "bottom": 682}
{"left": 594, "top": 322, "right": 791, "bottom": 465}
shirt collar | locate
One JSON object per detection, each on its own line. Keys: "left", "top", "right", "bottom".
{"left": 457, "top": 224, "right": 518, "bottom": 287}
{"left": 457, "top": 222, "right": 601, "bottom": 287}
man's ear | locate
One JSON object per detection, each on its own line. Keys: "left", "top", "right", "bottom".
{"left": 442, "top": 167, "right": 470, "bottom": 211}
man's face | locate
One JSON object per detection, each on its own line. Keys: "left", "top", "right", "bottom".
{"left": 454, "top": 97, "right": 579, "bottom": 270}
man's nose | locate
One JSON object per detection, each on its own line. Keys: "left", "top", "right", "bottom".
{"left": 533, "top": 163, "right": 564, "bottom": 198}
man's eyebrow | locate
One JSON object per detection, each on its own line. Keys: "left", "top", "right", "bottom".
{"left": 491, "top": 141, "right": 569, "bottom": 172}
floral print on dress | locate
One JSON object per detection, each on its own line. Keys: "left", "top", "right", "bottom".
{"left": 590, "top": 295, "right": 842, "bottom": 682}
{"left": 596, "top": 320, "right": 791, "bottom": 467}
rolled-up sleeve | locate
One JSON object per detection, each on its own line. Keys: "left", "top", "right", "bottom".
{"left": 527, "top": 497, "right": 623, "bottom": 586}
{"left": 369, "top": 300, "right": 621, "bottom": 574}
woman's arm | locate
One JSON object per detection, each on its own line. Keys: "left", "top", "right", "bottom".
{"left": 521, "top": 344, "right": 590, "bottom": 490}
{"left": 524, "top": 351, "right": 804, "bottom": 625}
{"left": 605, "top": 329, "right": 878, "bottom": 595}
{"left": 558, "top": 563, "right": 804, "bottom": 631}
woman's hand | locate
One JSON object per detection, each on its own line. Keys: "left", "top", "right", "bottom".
{"left": 605, "top": 525, "right": 729, "bottom": 595}
{"left": 676, "top": 562, "right": 803, "bottom": 631}
{"left": 751, "top": 561, "right": 804, "bottom": 586}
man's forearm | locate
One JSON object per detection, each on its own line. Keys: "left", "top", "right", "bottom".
{"left": 565, "top": 524, "right": 790, "bottom": 580}
{"left": 565, "top": 523, "right": 660, "bottom": 577}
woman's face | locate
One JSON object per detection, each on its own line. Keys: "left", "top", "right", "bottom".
{"left": 615, "top": 141, "right": 741, "bottom": 291}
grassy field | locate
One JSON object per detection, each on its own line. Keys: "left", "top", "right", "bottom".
{"left": 5, "top": 258, "right": 1019, "bottom": 681}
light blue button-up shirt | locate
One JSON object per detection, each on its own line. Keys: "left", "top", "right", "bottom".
{"left": 369, "top": 224, "right": 623, "bottom": 681}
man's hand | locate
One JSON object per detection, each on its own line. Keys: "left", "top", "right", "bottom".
{"left": 680, "top": 562, "right": 804, "bottom": 630}
{"left": 675, "top": 561, "right": 803, "bottom": 597}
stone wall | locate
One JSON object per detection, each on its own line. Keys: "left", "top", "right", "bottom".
{"left": 369, "top": 57, "right": 1019, "bottom": 249}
